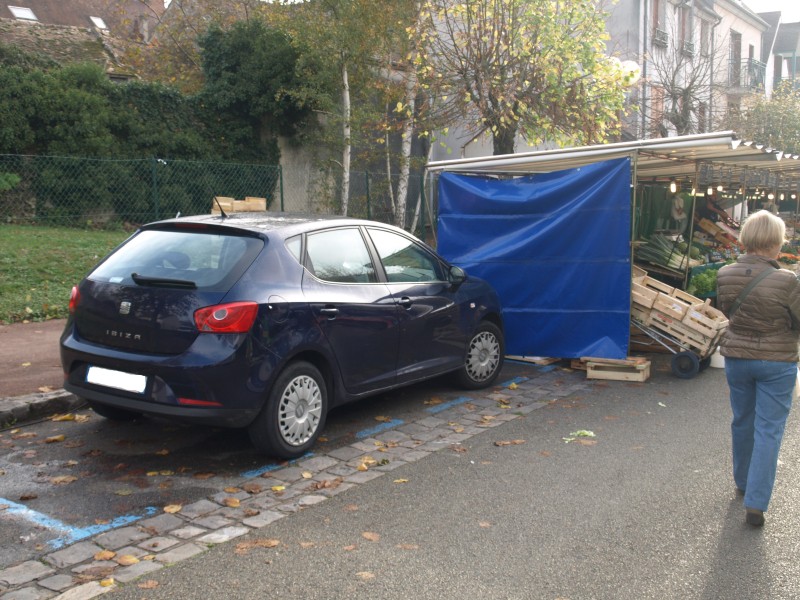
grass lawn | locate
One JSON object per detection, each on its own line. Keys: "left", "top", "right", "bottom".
{"left": 0, "top": 225, "right": 131, "bottom": 324}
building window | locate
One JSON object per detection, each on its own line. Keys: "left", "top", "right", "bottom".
{"left": 698, "top": 102, "right": 708, "bottom": 133}
{"left": 700, "top": 20, "right": 711, "bottom": 57}
{"left": 8, "top": 5, "right": 37, "bottom": 20}
{"left": 90, "top": 16, "right": 108, "bottom": 30}
{"left": 652, "top": 0, "right": 668, "bottom": 47}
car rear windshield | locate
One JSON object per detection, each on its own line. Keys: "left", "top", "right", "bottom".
{"left": 89, "top": 229, "right": 264, "bottom": 291}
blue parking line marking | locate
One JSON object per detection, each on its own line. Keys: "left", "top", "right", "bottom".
{"left": 355, "top": 419, "right": 404, "bottom": 439}
{"left": 240, "top": 452, "right": 314, "bottom": 479}
{"left": 425, "top": 396, "right": 470, "bottom": 414}
{"left": 1, "top": 497, "right": 158, "bottom": 550}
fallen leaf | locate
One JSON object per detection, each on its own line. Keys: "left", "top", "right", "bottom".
{"left": 507, "top": 382, "right": 518, "bottom": 390}
{"left": 242, "top": 482, "right": 262, "bottom": 494}
{"left": 51, "top": 475, "right": 78, "bottom": 485}
{"left": 155, "top": 449, "right": 169, "bottom": 456}
{"left": 424, "top": 396, "right": 443, "bottom": 406}
{"left": 356, "top": 571, "right": 375, "bottom": 581}
{"left": 193, "top": 472, "right": 215, "bottom": 480}
{"left": 478, "top": 521, "right": 492, "bottom": 528}
{"left": 224, "top": 487, "right": 241, "bottom": 493}
{"left": 114, "top": 489, "right": 132, "bottom": 496}
{"left": 45, "top": 435, "right": 66, "bottom": 444}
{"left": 393, "top": 479, "right": 409, "bottom": 484}
{"left": 74, "top": 415, "right": 90, "bottom": 423}
{"left": 374, "top": 415, "right": 392, "bottom": 422}
{"left": 138, "top": 580, "right": 159, "bottom": 589}
{"left": 12, "top": 432, "right": 36, "bottom": 440}
{"left": 38, "top": 386, "right": 55, "bottom": 393}
{"left": 235, "top": 539, "right": 280, "bottom": 554}
{"left": 301, "top": 471, "right": 313, "bottom": 479}
{"left": 21, "top": 362, "right": 31, "bottom": 367}
{"left": 450, "top": 444, "right": 467, "bottom": 453}
{"left": 223, "top": 497, "right": 240, "bottom": 508}
{"left": 51, "top": 414, "right": 76, "bottom": 422}
{"left": 243, "top": 508, "right": 260, "bottom": 517}
{"left": 94, "top": 550, "right": 116, "bottom": 561}
{"left": 318, "top": 436, "right": 329, "bottom": 443}
{"left": 362, "top": 532, "right": 380, "bottom": 542}
{"left": 19, "top": 493, "right": 37, "bottom": 501}
{"left": 344, "top": 504, "right": 359, "bottom": 512}
{"left": 99, "top": 578, "right": 114, "bottom": 587}
{"left": 299, "top": 542, "right": 315, "bottom": 549}
{"left": 116, "top": 555, "right": 139, "bottom": 566}
{"left": 396, "top": 543, "right": 419, "bottom": 550}
{"left": 271, "top": 485, "right": 286, "bottom": 492}
{"left": 494, "top": 439, "right": 526, "bottom": 447}
{"left": 343, "top": 544, "right": 358, "bottom": 551}
{"left": 309, "top": 478, "right": 343, "bottom": 491}
{"left": 356, "top": 464, "right": 369, "bottom": 472}
{"left": 163, "top": 504, "right": 182, "bottom": 514}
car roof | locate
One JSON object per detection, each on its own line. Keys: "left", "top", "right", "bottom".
{"left": 144, "top": 212, "right": 404, "bottom": 239}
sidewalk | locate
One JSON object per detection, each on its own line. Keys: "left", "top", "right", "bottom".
{"left": 0, "top": 319, "right": 83, "bottom": 425}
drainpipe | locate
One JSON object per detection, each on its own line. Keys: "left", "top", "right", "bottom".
{"left": 641, "top": 0, "right": 649, "bottom": 137}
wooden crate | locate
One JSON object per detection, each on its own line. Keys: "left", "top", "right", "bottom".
{"left": 211, "top": 196, "right": 266, "bottom": 214}
{"left": 630, "top": 267, "right": 728, "bottom": 358}
{"left": 583, "top": 356, "right": 651, "bottom": 382}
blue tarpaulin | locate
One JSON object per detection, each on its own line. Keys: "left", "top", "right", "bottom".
{"left": 437, "top": 157, "right": 632, "bottom": 359}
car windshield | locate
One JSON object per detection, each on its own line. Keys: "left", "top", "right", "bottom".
{"left": 89, "top": 229, "right": 263, "bottom": 291}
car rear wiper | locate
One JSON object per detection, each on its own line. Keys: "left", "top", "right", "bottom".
{"left": 131, "top": 273, "right": 197, "bottom": 289}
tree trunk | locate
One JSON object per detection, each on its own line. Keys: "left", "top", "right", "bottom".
{"left": 341, "top": 59, "right": 351, "bottom": 216}
{"left": 395, "top": 74, "right": 416, "bottom": 229}
{"left": 492, "top": 124, "right": 516, "bottom": 156}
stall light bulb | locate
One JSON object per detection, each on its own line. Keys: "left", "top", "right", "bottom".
{"left": 780, "top": 193, "right": 785, "bottom": 201}
{"left": 768, "top": 192, "right": 775, "bottom": 200}
{"left": 670, "top": 181, "right": 677, "bottom": 193}
{"left": 707, "top": 186, "right": 713, "bottom": 195}
{"left": 717, "top": 184, "right": 724, "bottom": 192}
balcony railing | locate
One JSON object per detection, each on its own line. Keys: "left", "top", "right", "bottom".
{"left": 728, "top": 58, "right": 766, "bottom": 92}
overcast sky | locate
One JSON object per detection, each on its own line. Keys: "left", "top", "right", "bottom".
{"left": 744, "top": 0, "right": 800, "bottom": 22}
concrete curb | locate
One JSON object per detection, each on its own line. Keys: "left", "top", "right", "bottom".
{"left": 0, "top": 390, "right": 85, "bottom": 428}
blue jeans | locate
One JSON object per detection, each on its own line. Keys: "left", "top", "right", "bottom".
{"left": 725, "top": 357, "right": 796, "bottom": 512}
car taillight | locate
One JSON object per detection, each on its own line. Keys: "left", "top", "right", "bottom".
{"left": 194, "top": 302, "right": 258, "bottom": 333}
{"left": 69, "top": 286, "right": 81, "bottom": 314}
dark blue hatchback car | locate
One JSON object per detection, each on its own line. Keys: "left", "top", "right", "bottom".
{"left": 60, "top": 213, "right": 505, "bottom": 458}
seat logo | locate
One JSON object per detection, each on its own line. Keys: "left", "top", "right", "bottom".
{"left": 119, "top": 301, "right": 132, "bottom": 315}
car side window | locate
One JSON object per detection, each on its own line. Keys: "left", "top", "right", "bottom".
{"left": 306, "top": 228, "right": 378, "bottom": 283}
{"left": 367, "top": 228, "right": 444, "bottom": 283}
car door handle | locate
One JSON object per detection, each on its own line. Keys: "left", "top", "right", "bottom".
{"left": 398, "top": 297, "right": 412, "bottom": 309}
{"left": 319, "top": 307, "right": 339, "bottom": 319}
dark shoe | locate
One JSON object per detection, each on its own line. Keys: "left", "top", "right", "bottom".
{"left": 745, "top": 508, "right": 765, "bottom": 527}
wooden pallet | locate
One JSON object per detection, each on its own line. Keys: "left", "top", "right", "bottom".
{"left": 583, "top": 356, "right": 651, "bottom": 382}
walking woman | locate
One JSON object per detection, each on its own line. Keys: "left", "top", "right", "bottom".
{"left": 716, "top": 210, "right": 800, "bottom": 526}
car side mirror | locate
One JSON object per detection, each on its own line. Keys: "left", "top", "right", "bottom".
{"left": 449, "top": 265, "right": 467, "bottom": 286}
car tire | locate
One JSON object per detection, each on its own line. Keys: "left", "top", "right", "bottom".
{"left": 248, "top": 361, "right": 328, "bottom": 458}
{"left": 87, "top": 399, "right": 140, "bottom": 421}
{"left": 455, "top": 321, "right": 505, "bottom": 390}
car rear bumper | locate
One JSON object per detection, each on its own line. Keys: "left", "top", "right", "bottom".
{"left": 60, "top": 327, "right": 277, "bottom": 428}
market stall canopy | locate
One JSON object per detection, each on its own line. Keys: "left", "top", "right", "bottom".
{"left": 425, "top": 131, "right": 800, "bottom": 189}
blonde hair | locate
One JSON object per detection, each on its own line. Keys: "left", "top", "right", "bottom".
{"left": 739, "top": 210, "right": 786, "bottom": 254}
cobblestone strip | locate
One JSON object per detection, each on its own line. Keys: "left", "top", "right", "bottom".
{"left": 0, "top": 369, "right": 590, "bottom": 599}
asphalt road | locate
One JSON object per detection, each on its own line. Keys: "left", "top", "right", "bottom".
{"left": 99, "top": 356, "right": 799, "bottom": 600}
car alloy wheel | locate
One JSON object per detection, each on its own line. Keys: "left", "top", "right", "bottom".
{"left": 457, "top": 322, "right": 504, "bottom": 389}
{"left": 248, "top": 361, "right": 328, "bottom": 458}
{"left": 277, "top": 373, "right": 324, "bottom": 447}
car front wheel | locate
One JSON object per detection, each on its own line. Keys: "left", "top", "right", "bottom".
{"left": 455, "top": 321, "right": 505, "bottom": 390}
{"left": 248, "top": 361, "right": 328, "bottom": 458}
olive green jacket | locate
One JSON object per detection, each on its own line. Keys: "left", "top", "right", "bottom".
{"left": 716, "top": 254, "right": 800, "bottom": 362}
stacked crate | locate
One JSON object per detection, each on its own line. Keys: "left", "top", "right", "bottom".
{"left": 631, "top": 268, "right": 728, "bottom": 358}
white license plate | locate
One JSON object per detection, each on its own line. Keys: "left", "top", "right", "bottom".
{"left": 86, "top": 366, "right": 147, "bottom": 394}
